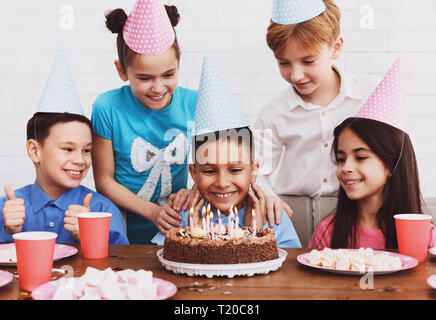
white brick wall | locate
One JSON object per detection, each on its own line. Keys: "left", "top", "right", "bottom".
{"left": 1, "top": 0, "right": 436, "bottom": 197}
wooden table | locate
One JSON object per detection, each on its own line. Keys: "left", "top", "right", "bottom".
{"left": 0, "top": 245, "right": 435, "bottom": 301}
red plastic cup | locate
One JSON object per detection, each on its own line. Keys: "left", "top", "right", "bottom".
{"left": 394, "top": 214, "right": 433, "bottom": 262}
{"left": 78, "top": 212, "right": 112, "bottom": 259}
{"left": 12, "top": 231, "right": 57, "bottom": 292}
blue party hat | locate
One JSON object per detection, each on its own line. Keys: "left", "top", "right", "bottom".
{"left": 193, "top": 56, "right": 250, "bottom": 136}
{"left": 272, "top": 0, "right": 326, "bottom": 25}
{"left": 36, "top": 45, "right": 84, "bottom": 115}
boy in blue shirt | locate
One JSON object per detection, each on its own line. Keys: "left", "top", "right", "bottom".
{"left": 152, "top": 127, "right": 301, "bottom": 248}
{"left": 0, "top": 46, "right": 128, "bottom": 245}
{"left": 152, "top": 56, "right": 300, "bottom": 248}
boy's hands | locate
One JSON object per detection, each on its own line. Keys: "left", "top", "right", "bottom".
{"left": 265, "top": 196, "right": 293, "bottom": 228}
{"left": 167, "top": 185, "right": 293, "bottom": 231}
{"left": 169, "top": 185, "right": 198, "bottom": 212}
{"left": 2, "top": 186, "right": 26, "bottom": 235}
{"left": 157, "top": 185, "right": 206, "bottom": 233}
{"left": 244, "top": 185, "right": 293, "bottom": 229}
{"left": 169, "top": 185, "right": 204, "bottom": 227}
{"left": 150, "top": 204, "right": 183, "bottom": 234}
{"left": 186, "top": 185, "right": 204, "bottom": 227}
{"left": 244, "top": 184, "right": 266, "bottom": 229}
{"left": 64, "top": 193, "right": 92, "bottom": 242}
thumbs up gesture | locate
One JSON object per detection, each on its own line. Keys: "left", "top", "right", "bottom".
{"left": 2, "top": 186, "right": 26, "bottom": 235}
{"left": 64, "top": 193, "right": 92, "bottom": 242}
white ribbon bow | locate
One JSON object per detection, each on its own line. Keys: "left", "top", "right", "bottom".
{"left": 130, "top": 133, "right": 188, "bottom": 205}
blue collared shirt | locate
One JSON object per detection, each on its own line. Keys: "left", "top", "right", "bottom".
{"left": 152, "top": 203, "right": 301, "bottom": 248}
{"left": 0, "top": 182, "right": 129, "bottom": 244}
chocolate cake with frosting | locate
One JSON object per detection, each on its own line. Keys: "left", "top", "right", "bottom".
{"left": 163, "top": 226, "right": 279, "bottom": 264}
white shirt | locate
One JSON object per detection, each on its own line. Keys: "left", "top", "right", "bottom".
{"left": 254, "top": 65, "right": 380, "bottom": 197}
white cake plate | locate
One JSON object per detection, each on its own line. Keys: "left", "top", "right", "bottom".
{"left": 156, "top": 248, "right": 287, "bottom": 278}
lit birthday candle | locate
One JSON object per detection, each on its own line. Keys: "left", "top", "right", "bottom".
{"left": 217, "top": 209, "right": 223, "bottom": 232}
{"left": 209, "top": 212, "right": 214, "bottom": 240}
{"left": 252, "top": 209, "right": 257, "bottom": 235}
{"left": 189, "top": 207, "right": 194, "bottom": 229}
{"left": 228, "top": 207, "right": 234, "bottom": 238}
{"left": 234, "top": 207, "right": 239, "bottom": 229}
{"left": 202, "top": 207, "right": 207, "bottom": 234}
{"left": 206, "top": 203, "right": 212, "bottom": 234}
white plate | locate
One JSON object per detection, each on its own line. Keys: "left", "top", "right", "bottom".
{"left": 0, "top": 270, "right": 12, "bottom": 288}
{"left": 297, "top": 250, "right": 418, "bottom": 276}
{"left": 31, "top": 276, "right": 177, "bottom": 300}
{"left": 157, "top": 248, "right": 287, "bottom": 278}
{"left": 0, "top": 243, "right": 78, "bottom": 267}
{"left": 427, "top": 275, "right": 436, "bottom": 290}
{"left": 429, "top": 247, "right": 436, "bottom": 259}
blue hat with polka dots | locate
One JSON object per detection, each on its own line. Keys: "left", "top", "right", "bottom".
{"left": 193, "top": 56, "right": 250, "bottom": 136}
{"left": 36, "top": 45, "right": 85, "bottom": 116}
{"left": 271, "top": 0, "right": 326, "bottom": 25}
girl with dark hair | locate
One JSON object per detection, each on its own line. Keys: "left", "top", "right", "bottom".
{"left": 91, "top": 1, "right": 197, "bottom": 244}
{"left": 308, "top": 117, "right": 436, "bottom": 249}
{"left": 308, "top": 60, "right": 436, "bottom": 249}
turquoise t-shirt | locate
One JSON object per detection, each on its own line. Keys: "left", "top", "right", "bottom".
{"left": 91, "top": 85, "right": 197, "bottom": 244}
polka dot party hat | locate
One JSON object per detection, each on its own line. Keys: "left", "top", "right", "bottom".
{"left": 36, "top": 45, "right": 84, "bottom": 116}
{"left": 193, "top": 56, "right": 250, "bottom": 136}
{"left": 123, "top": 0, "right": 175, "bottom": 56}
{"left": 271, "top": 0, "right": 326, "bottom": 25}
{"left": 356, "top": 59, "right": 408, "bottom": 134}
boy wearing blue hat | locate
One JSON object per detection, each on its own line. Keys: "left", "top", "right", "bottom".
{"left": 0, "top": 47, "right": 128, "bottom": 244}
{"left": 152, "top": 57, "right": 301, "bottom": 248}
{"left": 255, "top": 0, "right": 380, "bottom": 226}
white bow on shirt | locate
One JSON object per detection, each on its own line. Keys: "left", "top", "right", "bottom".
{"left": 130, "top": 132, "right": 188, "bottom": 205}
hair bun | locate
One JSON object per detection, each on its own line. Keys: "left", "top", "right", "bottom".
{"left": 165, "top": 5, "right": 180, "bottom": 27}
{"left": 105, "top": 8, "right": 128, "bottom": 34}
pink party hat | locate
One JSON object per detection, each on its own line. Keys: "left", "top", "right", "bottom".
{"left": 356, "top": 59, "right": 408, "bottom": 134}
{"left": 123, "top": 0, "right": 175, "bottom": 56}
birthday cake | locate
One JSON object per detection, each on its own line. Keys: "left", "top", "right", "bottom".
{"left": 163, "top": 226, "right": 279, "bottom": 264}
